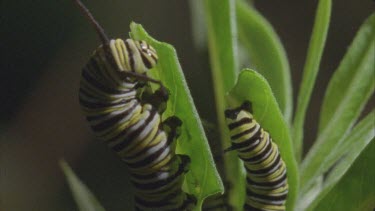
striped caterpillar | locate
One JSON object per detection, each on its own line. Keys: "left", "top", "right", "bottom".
{"left": 74, "top": 0, "right": 195, "bottom": 210}
{"left": 224, "top": 101, "right": 288, "bottom": 211}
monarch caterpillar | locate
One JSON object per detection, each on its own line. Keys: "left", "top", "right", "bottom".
{"left": 73, "top": 0, "right": 195, "bottom": 210}
{"left": 224, "top": 101, "right": 288, "bottom": 211}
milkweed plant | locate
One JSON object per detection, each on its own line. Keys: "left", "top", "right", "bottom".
{"left": 62, "top": 0, "right": 375, "bottom": 210}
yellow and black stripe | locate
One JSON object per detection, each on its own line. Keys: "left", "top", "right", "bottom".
{"left": 224, "top": 101, "right": 288, "bottom": 211}
{"left": 74, "top": 0, "right": 194, "bottom": 210}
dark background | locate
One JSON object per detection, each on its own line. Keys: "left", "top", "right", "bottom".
{"left": 1, "top": 0, "right": 373, "bottom": 210}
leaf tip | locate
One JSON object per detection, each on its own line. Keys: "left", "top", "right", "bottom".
{"left": 59, "top": 159, "right": 70, "bottom": 174}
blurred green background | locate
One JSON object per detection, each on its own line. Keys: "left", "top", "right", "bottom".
{"left": 1, "top": 0, "right": 373, "bottom": 210}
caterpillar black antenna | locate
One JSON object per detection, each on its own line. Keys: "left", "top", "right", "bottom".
{"left": 72, "top": 0, "right": 109, "bottom": 44}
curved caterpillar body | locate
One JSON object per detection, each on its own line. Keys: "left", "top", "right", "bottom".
{"left": 74, "top": 1, "right": 194, "bottom": 210}
{"left": 225, "top": 102, "right": 288, "bottom": 211}
{"left": 79, "top": 38, "right": 194, "bottom": 211}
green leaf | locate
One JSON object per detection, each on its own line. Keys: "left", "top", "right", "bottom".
{"left": 301, "top": 14, "right": 375, "bottom": 193}
{"left": 60, "top": 160, "right": 106, "bottom": 211}
{"left": 313, "top": 139, "right": 375, "bottom": 211}
{"left": 130, "top": 23, "right": 224, "bottom": 209}
{"left": 236, "top": 0, "right": 293, "bottom": 123}
{"left": 292, "top": 0, "right": 331, "bottom": 161}
{"left": 297, "top": 110, "right": 375, "bottom": 210}
{"left": 227, "top": 69, "right": 299, "bottom": 211}
{"left": 319, "top": 13, "right": 375, "bottom": 132}
{"left": 202, "top": 0, "right": 240, "bottom": 209}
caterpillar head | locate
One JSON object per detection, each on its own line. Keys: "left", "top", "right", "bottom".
{"left": 72, "top": 0, "right": 158, "bottom": 75}
{"left": 135, "top": 40, "right": 158, "bottom": 69}
{"left": 225, "top": 101, "right": 254, "bottom": 123}
{"left": 110, "top": 39, "right": 158, "bottom": 74}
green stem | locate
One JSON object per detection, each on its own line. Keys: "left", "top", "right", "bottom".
{"left": 292, "top": 0, "right": 331, "bottom": 162}
{"left": 203, "top": 0, "right": 240, "bottom": 208}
